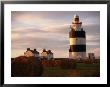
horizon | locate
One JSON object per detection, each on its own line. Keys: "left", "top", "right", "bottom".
{"left": 11, "top": 11, "right": 100, "bottom": 58}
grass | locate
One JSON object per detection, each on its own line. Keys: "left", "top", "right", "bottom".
{"left": 41, "top": 63, "right": 100, "bottom": 77}
{"left": 76, "top": 63, "right": 100, "bottom": 69}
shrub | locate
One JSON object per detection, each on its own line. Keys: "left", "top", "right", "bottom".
{"left": 60, "top": 59, "right": 76, "bottom": 69}
{"left": 94, "top": 59, "right": 100, "bottom": 63}
{"left": 84, "top": 59, "right": 93, "bottom": 64}
{"left": 41, "top": 60, "right": 61, "bottom": 67}
{"left": 11, "top": 56, "right": 43, "bottom": 77}
{"left": 54, "top": 60, "right": 61, "bottom": 67}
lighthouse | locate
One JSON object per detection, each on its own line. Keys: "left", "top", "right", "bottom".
{"left": 69, "top": 14, "right": 86, "bottom": 59}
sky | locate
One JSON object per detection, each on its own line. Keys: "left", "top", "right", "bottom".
{"left": 11, "top": 11, "right": 100, "bottom": 58}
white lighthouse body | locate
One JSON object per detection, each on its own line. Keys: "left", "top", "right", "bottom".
{"left": 69, "top": 14, "right": 86, "bottom": 59}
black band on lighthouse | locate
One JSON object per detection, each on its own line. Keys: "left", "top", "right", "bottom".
{"left": 69, "top": 31, "right": 85, "bottom": 38}
{"left": 70, "top": 45, "right": 86, "bottom": 52}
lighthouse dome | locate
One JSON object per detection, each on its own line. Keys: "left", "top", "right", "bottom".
{"left": 73, "top": 14, "right": 79, "bottom": 18}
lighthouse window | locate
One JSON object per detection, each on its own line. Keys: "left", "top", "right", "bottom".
{"left": 75, "top": 18, "right": 79, "bottom": 21}
{"left": 81, "top": 28, "right": 83, "bottom": 31}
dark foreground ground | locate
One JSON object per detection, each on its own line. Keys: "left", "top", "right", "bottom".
{"left": 11, "top": 56, "right": 100, "bottom": 77}
{"left": 42, "top": 63, "right": 100, "bottom": 77}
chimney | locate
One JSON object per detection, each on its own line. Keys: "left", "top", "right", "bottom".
{"left": 27, "top": 48, "right": 30, "bottom": 51}
{"left": 34, "top": 49, "right": 36, "bottom": 51}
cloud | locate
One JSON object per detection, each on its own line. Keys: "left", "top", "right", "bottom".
{"left": 11, "top": 49, "right": 25, "bottom": 58}
{"left": 11, "top": 11, "right": 69, "bottom": 31}
{"left": 86, "top": 34, "right": 100, "bottom": 46}
{"left": 42, "top": 24, "right": 70, "bottom": 33}
{"left": 84, "top": 25, "right": 100, "bottom": 35}
{"left": 11, "top": 32, "right": 69, "bottom": 50}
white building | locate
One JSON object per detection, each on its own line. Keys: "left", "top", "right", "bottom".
{"left": 40, "top": 49, "right": 53, "bottom": 60}
{"left": 24, "top": 48, "right": 39, "bottom": 58}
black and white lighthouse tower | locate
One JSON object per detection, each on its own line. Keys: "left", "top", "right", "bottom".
{"left": 69, "top": 14, "right": 86, "bottom": 59}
